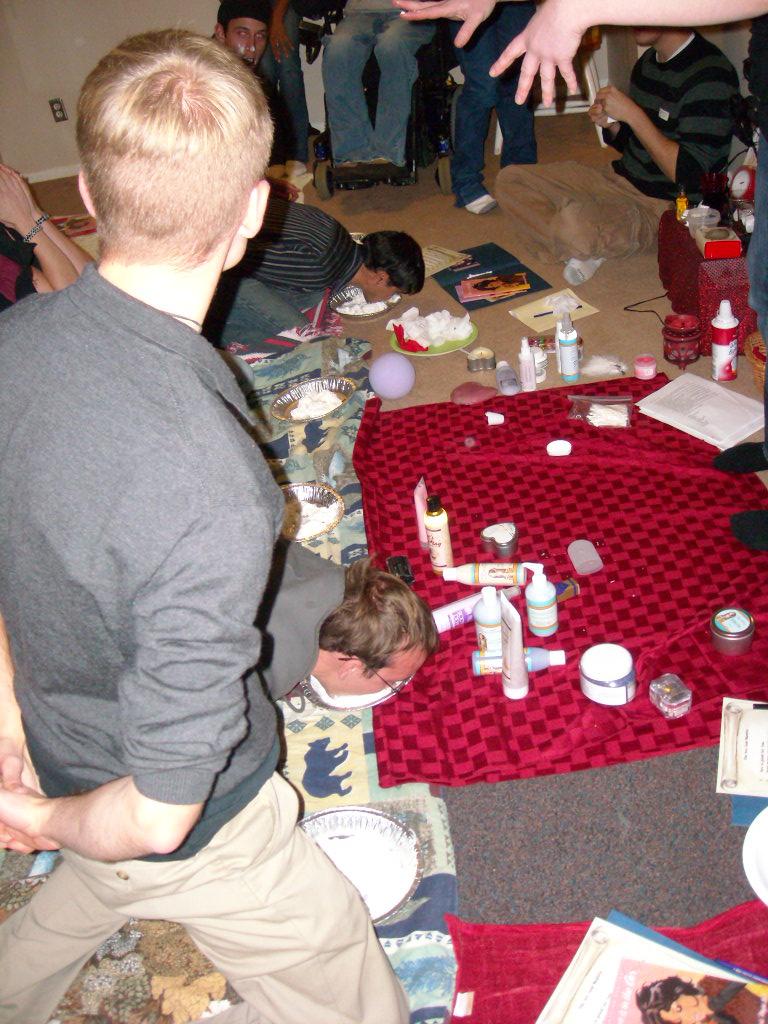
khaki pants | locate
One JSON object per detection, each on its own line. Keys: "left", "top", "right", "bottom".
{"left": 0, "top": 774, "right": 408, "bottom": 1024}
{"left": 495, "top": 160, "right": 670, "bottom": 264}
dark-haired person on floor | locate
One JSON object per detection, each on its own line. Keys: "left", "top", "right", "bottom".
{"left": 205, "top": 195, "right": 424, "bottom": 358}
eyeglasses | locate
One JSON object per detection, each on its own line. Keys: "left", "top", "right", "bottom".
{"left": 368, "top": 668, "right": 414, "bottom": 696}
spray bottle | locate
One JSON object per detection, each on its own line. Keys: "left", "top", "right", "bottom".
{"left": 518, "top": 336, "right": 537, "bottom": 392}
{"left": 711, "top": 299, "right": 738, "bottom": 382}
{"left": 558, "top": 313, "right": 580, "bottom": 384}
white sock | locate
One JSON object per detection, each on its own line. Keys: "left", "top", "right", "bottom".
{"left": 563, "top": 256, "right": 605, "bottom": 285}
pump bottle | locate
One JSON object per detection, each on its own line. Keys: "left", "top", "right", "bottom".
{"left": 525, "top": 570, "right": 558, "bottom": 637}
{"left": 443, "top": 562, "right": 542, "bottom": 586}
{"left": 518, "top": 336, "right": 536, "bottom": 392}
{"left": 558, "top": 313, "right": 580, "bottom": 384}
{"left": 472, "top": 647, "right": 566, "bottom": 675}
{"left": 425, "top": 495, "right": 453, "bottom": 575}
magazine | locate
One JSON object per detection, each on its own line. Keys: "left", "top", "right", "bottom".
{"left": 535, "top": 914, "right": 767, "bottom": 1024}
{"left": 605, "top": 958, "right": 768, "bottom": 1024}
{"left": 455, "top": 271, "right": 531, "bottom": 304}
{"left": 432, "top": 242, "right": 551, "bottom": 310}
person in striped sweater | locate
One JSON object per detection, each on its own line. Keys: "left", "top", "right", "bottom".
{"left": 491, "top": 27, "right": 738, "bottom": 284}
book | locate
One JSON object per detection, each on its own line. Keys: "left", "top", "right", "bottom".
{"left": 535, "top": 913, "right": 768, "bottom": 1024}
{"left": 635, "top": 375, "right": 764, "bottom": 450}
{"left": 432, "top": 242, "right": 551, "bottom": 310}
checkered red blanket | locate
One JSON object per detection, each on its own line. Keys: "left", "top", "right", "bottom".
{"left": 354, "top": 376, "right": 768, "bottom": 787}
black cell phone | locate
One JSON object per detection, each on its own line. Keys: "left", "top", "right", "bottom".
{"left": 386, "top": 555, "right": 415, "bottom": 586}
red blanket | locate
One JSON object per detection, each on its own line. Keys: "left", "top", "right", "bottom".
{"left": 445, "top": 901, "right": 768, "bottom": 1024}
{"left": 354, "top": 376, "right": 768, "bottom": 787}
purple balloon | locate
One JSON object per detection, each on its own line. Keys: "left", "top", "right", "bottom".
{"left": 368, "top": 352, "right": 416, "bottom": 400}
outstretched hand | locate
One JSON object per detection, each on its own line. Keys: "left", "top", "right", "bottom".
{"left": 489, "top": 2, "right": 583, "bottom": 104}
{"left": 395, "top": 0, "right": 497, "bottom": 48}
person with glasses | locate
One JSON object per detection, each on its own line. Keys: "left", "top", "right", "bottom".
{"left": 259, "top": 544, "right": 439, "bottom": 707}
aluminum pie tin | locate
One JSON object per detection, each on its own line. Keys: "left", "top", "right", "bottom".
{"left": 300, "top": 806, "right": 422, "bottom": 923}
{"left": 329, "top": 285, "right": 402, "bottom": 320}
{"left": 280, "top": 482, "right": 344, "bottom": 541}
{"left": 300, "top": 674, "right": 396, "bottom": 711}
{"left": 270, "top": 376, "right": 357, "bottom": 423}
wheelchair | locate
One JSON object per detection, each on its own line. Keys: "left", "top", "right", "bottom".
{"left": 304, "top": 15, "right": 458, "bottom": 200}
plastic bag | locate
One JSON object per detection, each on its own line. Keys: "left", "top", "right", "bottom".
{"left": 567, "top": 394, "right": 633, "bottom": 428}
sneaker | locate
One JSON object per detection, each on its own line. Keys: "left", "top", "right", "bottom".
{"left": 563, "top": 257, "right": 605, "bottom": 285}
{"left": 284, "top": 160, "right": 308, "bottom": 178}
{"left": 464, "top": 194, "right": 498, "bottom": 215}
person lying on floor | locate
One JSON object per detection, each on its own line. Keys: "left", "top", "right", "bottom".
{"left": 259, "top": 543, "right": 439, "bottom": 707}
{"left": 205, "top": 195, "right": 425, "bottom": 358}
{"left": 492, "top": 27, "right": 738, "bottom": 285}
{"left": 0, "top": 163, "right": 92, "bottom": 312}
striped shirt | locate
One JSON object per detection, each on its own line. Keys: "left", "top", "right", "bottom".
{"left": 610, "top": 33, "right": 739, "bottom": 202}
{"left": 236, "top": 197, "right": 363, "bottom": 295}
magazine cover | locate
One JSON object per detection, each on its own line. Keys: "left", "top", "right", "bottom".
{"left": 433, "top": 242, "right": 551, "bottom": 310}
{"left": 605, "top": 959, "right": 768, "bottom": 1024}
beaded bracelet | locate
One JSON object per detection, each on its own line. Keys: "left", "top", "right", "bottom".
{"left": 23, "top": 212, "right": 50, "bottom": 243}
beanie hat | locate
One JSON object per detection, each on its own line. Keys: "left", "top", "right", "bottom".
{"left": 217, "top": 0, "right": 273, "bottom": 28}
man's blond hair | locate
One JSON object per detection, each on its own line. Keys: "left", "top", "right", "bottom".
{"left": 77, "top": 29, "right": 273, "bottom": 267}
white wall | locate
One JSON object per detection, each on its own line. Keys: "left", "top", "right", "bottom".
{"left": 0, "top": 0, "right": 216, "bottom": 179}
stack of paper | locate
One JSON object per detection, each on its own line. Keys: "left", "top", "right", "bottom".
{"left": 636, "top": 374, "right": 764, "bottom": 450}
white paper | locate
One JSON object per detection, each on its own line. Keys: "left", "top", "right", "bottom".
{"left": 636, "top": 374, "right": 764, "bottom": 449}
{"left": 509, "top": 288, "right": 599, "bottom": 331}
{"left": 716, "top": 697, "right": 768, "bottom": 797}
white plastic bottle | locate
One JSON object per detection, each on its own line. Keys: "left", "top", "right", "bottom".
{"left": 711, "top": 299, "right": 738, "bottom": 382}
{"left": 558, "top": 312, "right": 580, "bottom": 384}
{"left": 443, "top": 562, "right": 543, "bottom": 586}
{"left": 425, "top": 495, "right": 453, "bottom": 575}
{"left": 474, "top": 586, "right": 502, "bottom": 654}
{"left": 525, "top": 571, "right": 558, "bottom": 637}
{"left": 495, "top": 360, "right": 521, "bottom": 395}
{"left": 432, "top": 592, "right": 484, "bottom": 633}
{"left": 518, "top": 336, "right": 536, "bottom": 392}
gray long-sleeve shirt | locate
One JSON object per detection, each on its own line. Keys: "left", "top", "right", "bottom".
{"left": 0, "top": 265, "right": 285, "bottom": 857}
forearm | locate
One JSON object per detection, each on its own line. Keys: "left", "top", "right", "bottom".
{"left": 10, "top": 776, "right": 203, "bottom": 860}
{"left": 26, "top": 220, "right": 89, "bottom": 290}
{"left": 623, "top": 108, "right": 680, "bottom": 183}
{"left": 0, "top": 614, "right": 23, "bottom": 749}
{"left": 38, "top": 218, "right": 93, "bottom": 275}
{"left": 550, "top": 0, "right": 768, "bottom": 34}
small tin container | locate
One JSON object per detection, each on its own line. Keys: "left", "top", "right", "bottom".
{"left": 649, "top": 673, "right": 692, "bottom": 719}
{"left": 710, "top": 607, "right": 755, "bottom": 655}
{"left": 579, "top": 643, "right": 636, "bottom": 706}
{"left": 480, "top": 521, "right": 517, "bottom": 559}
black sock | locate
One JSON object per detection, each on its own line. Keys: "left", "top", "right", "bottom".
{"left": 731, "top": 510, "right": 768, "bottom": 550}
{"left": 713, "top": 443, "right": 768, "bottom": 474}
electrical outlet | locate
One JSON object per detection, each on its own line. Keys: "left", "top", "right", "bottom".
{"left": 49, "top": 98, "right": 68, "bottom": 123}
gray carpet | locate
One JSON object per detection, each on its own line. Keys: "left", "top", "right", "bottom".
{"left": 444, "top": 744, "right": 755, "bottom": 927}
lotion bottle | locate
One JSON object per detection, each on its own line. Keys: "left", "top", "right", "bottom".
{"left": 495, "top": 360, "right": 521, "bottom": 395}
{"left": 525, "top": 570, "right": 558, "bottom": 637}
{"left": 711, "top": 299, "right": 738, "bottom": 381}
{"left": 474, "top": 586, "right": 502, "bottom": 654}
{"left": 472, "top": 647, "right": 567, "bottom": 674}
{"left": 443, "top": 562, "right": 543, "bottom": 586}
{"left": 518, "top": 336, "right": 536, "bottom": 392}
{"left": 558, "top": 312, "right": 580, "bottom": 384}
{"left": 425, "top": 495, "right": 453, "bottom": 575}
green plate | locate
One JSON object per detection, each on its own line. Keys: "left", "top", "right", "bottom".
{"left": 389, "top": 323, "right": 478, "bottom": 358}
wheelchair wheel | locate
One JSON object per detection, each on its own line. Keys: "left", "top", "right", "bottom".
{"left": 314, "top": 160, "right": 334, "bottom": 201}
{"left": 436, "top": 155, "right": 452, "bottom": 195}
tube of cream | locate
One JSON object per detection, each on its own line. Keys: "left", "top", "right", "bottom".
{"left": 500, "top": 590, "right": 529, "bottom": 699}
{"left": 414, "top": 476, "right": 428, "bottom": 549}
{"left": 432, "top": 587, "right": 521, "bottom": 634}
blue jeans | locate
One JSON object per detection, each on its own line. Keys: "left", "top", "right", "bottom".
{"left": 206, "top": 276, "right": 325, "bottom": 357}
{"left": 747, "top": 131, "right": 768, "bottom": 450}
{"left": 322, "top": 12, "right": 434, "bottom": 165}
{"left": 260, "top": 2, "right": 310, "bottom": 162}
{"left": 449, "top": 2, "right": 536, "bottom": 207}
